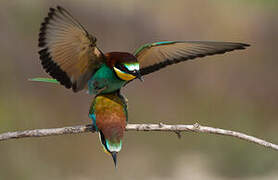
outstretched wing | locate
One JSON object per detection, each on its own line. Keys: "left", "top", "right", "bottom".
{"left": 38, "top": 6, "right": 104, "bottom": 92}
{"left": 134, "top": 41, "right": 250, "bottom": 76}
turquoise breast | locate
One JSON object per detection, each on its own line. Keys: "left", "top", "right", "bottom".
{"left": 87, "top": 64, "right": 126, "bottom": 95}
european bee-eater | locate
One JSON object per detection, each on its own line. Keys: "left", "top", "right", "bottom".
{"left": 36, "top": 6, "right": 249, "bottom": 95}
{"left": 38, "top": 6, "right": 141, "bottom": 94}
{"left": 89, "top": 90, "right": 127, "bottom": 167}
{"left": 33, "top": 6, "right": 250, "bottom": 167}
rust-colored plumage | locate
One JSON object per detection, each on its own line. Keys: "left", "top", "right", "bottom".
{"left": 105, "top": 52, "right": 137, "bottom": 68}
{"left": 93, "top": 91, "right": 127, "bottom": 142}
{"left": 89, "top": 90, "right": 127, "bottom": 167}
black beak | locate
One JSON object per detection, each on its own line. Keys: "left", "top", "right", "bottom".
{"left": 136, "top": 71, "right": 144, "bottom": 82}
{"left": 111, "top": 152, "right": 117, "bottom": 168}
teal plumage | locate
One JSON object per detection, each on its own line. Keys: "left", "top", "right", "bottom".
{"left": 87, "top": 64, "right": 126, "bottom": 94}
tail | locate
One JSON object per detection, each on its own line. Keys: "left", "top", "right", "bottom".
{"left": 29, "top": 77, "right": 59, "bottom": 84}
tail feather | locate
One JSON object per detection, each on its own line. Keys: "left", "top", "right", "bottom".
{"left": 29, "top": 77, "right": 59, "bottom": 84}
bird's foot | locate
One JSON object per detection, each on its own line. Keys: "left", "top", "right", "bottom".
{"left": 86, "top": 124, "right": 97, "bottom": 132}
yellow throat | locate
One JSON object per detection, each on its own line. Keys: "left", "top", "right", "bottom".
{"left": 113, "top": 67, "right": 136, "bottom": 81}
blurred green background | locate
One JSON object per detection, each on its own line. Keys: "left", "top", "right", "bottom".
{"left": 1, "top": 0, "right": 278, "bottom": 179}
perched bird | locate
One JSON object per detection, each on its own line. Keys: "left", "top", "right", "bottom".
{"left": 33, "top": 6, "right": 250, "bottom": 167}
{"left": 35, "top": 6, "right": 249, "bottom": 95}
{"left": 89, "top": 90, "right": 127, "bottom": 167}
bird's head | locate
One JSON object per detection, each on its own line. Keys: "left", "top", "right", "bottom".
{"left": 106, "top": 52, "right": 142, "bottom": 82}
{"left": 99, "top": 131, "right": 122, "bottom": 168}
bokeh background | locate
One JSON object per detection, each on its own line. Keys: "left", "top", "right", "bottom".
{"left": 1, "top": 0, "right": 278, "bottom": 179}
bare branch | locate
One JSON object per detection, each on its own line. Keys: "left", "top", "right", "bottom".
{"left": 0, "top": 123, "right": 278, "bottom": 151}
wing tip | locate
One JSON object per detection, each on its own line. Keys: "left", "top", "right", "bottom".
{"left": 56, "top": 5, "right": 67, "bottom": 12}
{"left": 38, "top": 7, "right": 57, "bottom": 48}
{"left": 39, "top": 5, "right": 71, "bottom": 48}
{"left": 242, "top": 43, "right": 250, "bottom": 47}
{"left": 38, "top": 48, "right": 72, "bottom": 89}
{"left": 236, "top": 42, "right": 251, "bottom": 49}
{"left": 38, "top": 6, "right": 74, "bottom": 90}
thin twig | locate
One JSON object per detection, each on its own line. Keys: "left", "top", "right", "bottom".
{"left": 0, "top": 123, "right": 277, "bottom": 151}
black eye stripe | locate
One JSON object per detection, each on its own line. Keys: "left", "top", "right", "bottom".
{"left": 116, "top": 64, "right": 128, "bottom": 72}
